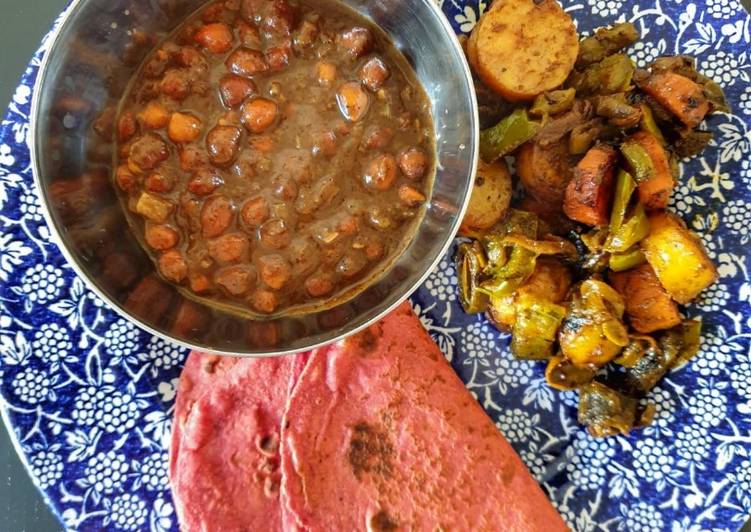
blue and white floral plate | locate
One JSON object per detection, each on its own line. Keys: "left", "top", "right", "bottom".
{"left": 1, "top": 1, "right": 751, "bottom": 530}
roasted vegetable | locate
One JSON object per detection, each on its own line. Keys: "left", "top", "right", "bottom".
{"left": 641, "top": 211, "right": 717, "bottom": 303}
{"left": 511, "top": 293, "right": 567, "bottom": 360}
{"left": 469, "top": 0, "right": 579, "bottom": 101}
{"left": 578, "top": 382, "right": 654, "bottom": 437}
{"left": 545, "top": 355, "right": 597, "bottom": 390}
{"left": 621, "top": 131, "right": 674, "bottom": 209}
{"left": 606, "top": 169, "right": 636, "bottom": 233}
{"left": 603, "top": 169, "right": 651, "bottom": 254}
{"left": 480, "top": 109, "right": 541, "bottom": 162}
{"left": 559, "top": 280, "right": 627, "bottom": 366}
{"left": 563, "top": 143, "right": 618, "bottom": 226}
{"left": 569, "top": 120, "right": 603, "bottom": 155}
{"left": 517, "top": 139, "right": 574, "bottom": 206}
{"left": 576, "top": 23, "right": 640, "bottom": 68}
{"left": 639, "top": 103, "right": 666, "bottom": 145}
{"left": 673, "top": 129, "right": 713, "bottom": 159}
{"left": 610, "top": 262, "right": 682, "bottom": 333}
{"left": 648, "top": 55, "right": 729, "bottom": 113}
{"left": 460, "top": 159, "right": 513, "bottom": 235}
{"left": 637, "top": 71, "right": 710, "bottom": 128}
{"left": 456, "top": 241, "right": 489, "bottom": 313}
{"left": 614, "top": 335, "right": 659, "bottom": 367}
{"left": 530, "top": 88, "right": 577, "bottom": 118}
{"left": 536, "top": 99, "right": 593, "bottom": 147}
{"left": 594, "top": 94, "right": 642, "bottom": 128}
{"left": 608, "top": 247, "right": 646, "bottom": 272}
{"left": 570, "top": 54, "right": 635, "bottom": 96}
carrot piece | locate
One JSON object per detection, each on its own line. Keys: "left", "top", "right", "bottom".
{"left": 563, "top": 144, "right": 618, "bottom": 226}
{"left": 640, "top": 72, "right": 710, "bottom": 128}
{"left": 625, "top": 131, "right": 674, "bottom": 210}
{"left": 610, "top": 262, "right": 682, "bottom": 334}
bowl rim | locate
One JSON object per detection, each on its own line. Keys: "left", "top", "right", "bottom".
{"left": 29, "top": 0, "right": 479, "bottom": 356}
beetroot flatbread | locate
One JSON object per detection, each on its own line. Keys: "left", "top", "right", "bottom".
{"left": 172, "top": 353, "right": 308, "bottom": 532}
{"left": 281, "top": 302, "right": 567, "bottom": 531}
{"left": 169, "top": 352, "right": 240, "bottom": 481}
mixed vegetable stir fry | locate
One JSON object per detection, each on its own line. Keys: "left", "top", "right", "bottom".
{"left": 459, "top": 6, "right": 726, "bottom": 437}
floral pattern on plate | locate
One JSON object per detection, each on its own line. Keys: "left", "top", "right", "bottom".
{"left": 1, "top": 1, "right": 751, "bottom": 531}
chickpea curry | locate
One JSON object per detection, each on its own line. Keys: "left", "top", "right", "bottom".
{"left": 459, "top": 0, "right": 728, "bottom": 437}
{"left": 114, "top": 0, "right": 434, "bottom": 316}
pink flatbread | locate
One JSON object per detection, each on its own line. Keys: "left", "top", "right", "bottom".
{"left": 281, "top": 302, "right": 567, "bottom": 531}
{"left": 169, "top": 352, "right": 240, "bottom": 481}
{"left": 172, "top": 353, "right": 308, "bottom": 532}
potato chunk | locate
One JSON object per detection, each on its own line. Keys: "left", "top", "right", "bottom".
{"left": 470, "top": 0, "right": 579, "bottom": 101}
{"left": 460, "top": 158, "right": 512, "bottom": 234}
{"left": 640, "top": 211, "right": 717, "bottom": 304}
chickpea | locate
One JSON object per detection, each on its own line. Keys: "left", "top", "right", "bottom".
{"left": 258, "top": 254, "right": 292, "bottom": 289}
{"left": 241, "top": 196, "right": 270, "bottom": 227}
{"left": 358, "top": 56, "right": 390, "bottom": 92}
{"left": 145, "top": 224, "right": 179, "bottom": 251}
{"left": 398, "top": 147, "right": 429, "bottom": 180}
{"left": 361, "top": 126, "right": 394, "bottom": 150}
{"left": 226, "top": 48, "right": 268, "bottom": 78}
{"left": 219, "top": 74, "right": 257, "bottom": 108}
{"left": 194, "top": 22, "right": 234, "bottom": 54}
{"left": 201, "top": 195, "right": 235, "bottom": 237}
{"left": 305, "top": 274, "right": 335, "bottom": 298}
{"left": 118, "top": 112, "right": 138, "bottom": 143}
{"left": 208, "top": 232, "right": 249, "bottom": 263}
{"left": 145, "top": 171, "right": 175, "bottom": 193}
{"left": 336, "top": 27, "right": 373, "bottom": 58}
{"left": 241, "top": 98, "right": 278, "bottom": 134}
{"left": 206, "top": 125, "right": 242, "bottom": 166}
{"left": 168, "top": 112, "right": 203, "bottom": 143}
{"left": 266, "top": 41, "right": 292, "bottom": 71}
{"left": 115, "top": 164, "right": 137, "bottom": 193}
{"left": 139, "top": 102, "right": 170, "bottom": 129}
{"left": 336, "top": 81, "right": 370, "bottom": 122}
{"left": 362, "top": 153, "right": 397, "bottom": 191}
{"left": 215, "top": 265, "right": 256, "bottom": 296}
{"left": 161, "top": 69, "right": 191, "bottom": 101}
{"left": 159, "top": 250, "right": 188, "bottom": 282}
{"left": 129, "top": 133, "right": 169, "bottom": 171}
{"left": 251, "top": 289, "right": 278, "bottom": 314}
{"left": 188, "top": 169, "right": 224, "bottom": 196}
{"left": 398, "top": 184, "right": 426, "bottom": 207}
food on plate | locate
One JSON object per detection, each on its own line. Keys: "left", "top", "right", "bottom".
{"left": 458, "top": 5, "right": 726, "bottom": 436}
{"left": 468, "top": 0, "right": 579, "bottom": 102}
{"left": 281, "top": 302, "right": 566, "bottom": 531}
{"left": 170, "top": 304, "right": 567, "bottom": 530}
{"left": 171, "top": 352, "right": 309, "bottom": 531}
{"left": 114, "top": 0, "right": 435, "bottom": 316}
{"left": 460, "top": 158, "right": 513, "bottom": 235}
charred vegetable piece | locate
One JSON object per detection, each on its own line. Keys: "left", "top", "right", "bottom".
{"left": 530, "top": 89, "right": 577, "bottom": 118}
{"left": 511, "top": 293, "right": 567, "bottom": 360}
{"left": 480, "top": 108, "right": 541, "bottom": 162}
{"left": 594, "top": 94, "right": 642, "bottom": 128}
{"left": 576, "top": 23, "right": 640, "bottom": 68}
{"left": 607, "top": 169, "right": 635, "bottom": 233}
{"left": 622, "top": 131, "right": 674, "bottom": 209}
{"left": 460, "top": 159, "right": 513, "bottom": 235}
{"left": 568, "top": 120, "right": 603, "bottom": 155}
{"left": 570, "top": 54, "right": 635, "bottom": 96}
{"left": 614, "top": 335, "right": 659, "bottom": 368}
{"left": 673, "top": 130, "right": 713, "bottom": 159}
{"left": 610, "top": 262, "right": 682, "bottom": 333}
{"left": 671, "top": 319, "right": 702, "bottom": 369}
{"left": 517, "top": 139, "right": 574, "bottom": 205}
{"left": 559, "top": 280, "right": 627, "bottom": 366}
{"left": 608, "top": 247, "right": 646, "bottom": 272}
{"left": 605, "top": 204, "right": 650, "bottom": 254}
{"left": 637, "top": 71, "right": 710, "bottom": 128}
{"left": 479, "top": 244, "right": 537, "bottom": 298}
{"left": 545, "top": 355, "right": 597, "bottom": 390}
{"left": 456, "top": 241, "right": 489, "bottom": 313}
{"left": 563, "top": 143, "right": 618, "bottom": 226}
{"left": 578, "top": 382, "right": 654, "bottom": 437}
{"left": 641, "top": 211, "right": 717, "bottom": 304}
{"left": 639, "top": 103, "right": 666, "bottom": 145}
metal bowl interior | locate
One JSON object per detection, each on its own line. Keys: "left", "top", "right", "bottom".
{"left": 31, "top": 0, "right": 478, "bottom": 355}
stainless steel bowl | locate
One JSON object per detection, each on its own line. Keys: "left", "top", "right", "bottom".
{"left": 30, "top": 0, "right": 478, "bottom": 355}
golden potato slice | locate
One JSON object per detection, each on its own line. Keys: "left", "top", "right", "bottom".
{"left": 640, "top": 211, "right": 717, "bottom": 304}
{"left": 471, "top": 0, "right": 579, "bottom": 102}
{"left": 460, "top": 158, "right": 512, "bottom": 234}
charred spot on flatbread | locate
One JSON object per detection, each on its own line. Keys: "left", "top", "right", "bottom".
{"left": 369, "top": 509, "right": 398, "bottom": 531}
{"left": 347, "top": 422, "right": 394, "bottom": 480}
